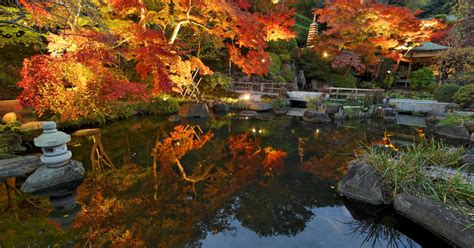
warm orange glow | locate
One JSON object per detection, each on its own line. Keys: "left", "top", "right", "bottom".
{"left": 240, "top": 93, "right": 251, "bottom": 101}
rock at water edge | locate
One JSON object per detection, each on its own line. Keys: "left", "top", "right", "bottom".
{"left": 337, "top": 162, "right": 386, "bottom": 205}
{"left": 394, "top": 194, "right": 474, "bottom": 247}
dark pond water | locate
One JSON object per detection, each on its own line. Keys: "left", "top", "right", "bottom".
{"left": 0, "top": 114, "right": 450, "bottom": 247}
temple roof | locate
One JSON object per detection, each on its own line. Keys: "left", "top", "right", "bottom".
{"left": 411, "top": 42, "right": 450, "bottom": 52}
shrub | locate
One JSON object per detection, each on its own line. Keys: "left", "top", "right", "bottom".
{"left": 268, "top": 52, "right": 281, "bottom": 75}
{"left": 433, "top": 84, "right": 461, "bottom": 102}
{"left": 438, "top": 113, "right": 474, "bottom": 126}
{"left": 295, "top": 48, "right": 331, "bottom": 81}
{"left": 202, "top": 72, "right": 231, "bottom": 92}
{"left": 327, "top": 74, "right": 356, "bottom": 88}
{"left": 409, "top": 68, "right": 435, "bottom": 90}
{"left": 281, "top": 66, "right": 295, "bottom": 83}
{"left": 137, "top": 96, "right": 180, "bottom": 115}
{"left": 453, "top": 84, "right": 474, "bottom": 108}
{"left": 359, "top": 81, "right": 375, "bottom": 89}
{"left": 306, "top": 96, "right": 320, "bottom": 111}
{"left": 273, "top": 99, "right": 288, "bottom": 109}
{"left": 271, "top": 75, "right": 286, "bottom": 83}
{"left": 426, "top": 82, "right": 439, "bottom": 93}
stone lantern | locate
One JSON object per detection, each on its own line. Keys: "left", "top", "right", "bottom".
{"left": 34, "top": 121, "right": 72, "bottom": 168}
{"left": 21, "top": 121, "right": 85, "bottom": 212}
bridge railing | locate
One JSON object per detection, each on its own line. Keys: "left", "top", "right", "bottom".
{"left": 327, "top": 87, "right": 384, "bottom": 99}
{"left": 232, "top": 81, "right": 296, "bottom": 95}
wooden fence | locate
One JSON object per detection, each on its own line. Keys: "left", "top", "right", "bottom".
{"left": 232, "top": 81, "right": 296, "bottom": 95}
{"left": 327, "top": 87, "right": 384, "bottom": 99}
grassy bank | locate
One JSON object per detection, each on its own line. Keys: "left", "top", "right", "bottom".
{"left": 359, "top": 140, "right": 473, "bottom": 225}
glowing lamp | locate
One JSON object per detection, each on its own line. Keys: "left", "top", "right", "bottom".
{"left": 323, "top": 52, "right": 328, "bottom": 58}
{"left": 241, "top": 93, "right": 251, "bottom": 101}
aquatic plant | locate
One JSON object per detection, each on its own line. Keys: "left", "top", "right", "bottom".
{"left": 360, "top": 139, "right": 472, "bottom": 221}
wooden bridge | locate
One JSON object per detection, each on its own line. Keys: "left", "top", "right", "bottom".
{"left": 327, "top": 87, "right": 384, "bottom": 99}
{"left": 231, "top": 81, "right": 384, "bottom": 101}
{"left": 232, "top": 81, "right": 296, "bottom": 96}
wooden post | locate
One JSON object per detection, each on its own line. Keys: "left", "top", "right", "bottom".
{"left": 407, "top": 61, "right": 412, "bottom": 88}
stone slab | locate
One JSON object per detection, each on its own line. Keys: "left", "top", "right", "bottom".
{"left": 286, "top": 108, "right": 306, "bottom": 117}
{"left": 389, "top": 99, "right": 449, "bottom": 113}
{"left": 396, "top": 114, "right": 426, "bottom": 127}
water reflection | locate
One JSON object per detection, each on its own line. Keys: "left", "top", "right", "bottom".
{"left": 0, "top": 116, "right": 449, "bottom": 247}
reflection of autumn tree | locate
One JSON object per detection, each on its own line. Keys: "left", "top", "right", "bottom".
{"left": 152, "top": 125, "right": 215, "bottom": 183}
{"left": 72, "top": 130, "right": 287, "bottom": 247}
{"left": 300, "top": 129, "right": 363, "bottom": 181}
{"left": 235, "top": 178, "right": 314, "bottom": 237}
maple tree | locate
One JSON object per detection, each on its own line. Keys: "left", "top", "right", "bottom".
{"left": 310, "top": 0, "right": 444, "bottom": 74}
{"left": 6, "top": 0, "right": 295, "bottom": 120}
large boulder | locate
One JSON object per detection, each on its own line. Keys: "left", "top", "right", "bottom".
{"left": 337, "top": 161, "right": 387, "bottom": 205}
{"left": 434, "top": 124, "right": 470, "bottom": 142}
{"left": 376, "top": 107, "right": 397, "bottom": 120}
{"left": 425, "top": 112, "right": 448, "bottom": 126}
{"left": 21, "top": 160, "right": 85, "bottom": 197}
{"left": 246, "top": 101, "right": 273, "bottom": 111}
{"left": 273, "top": 108, "right": 288, "bottom": 116}
{"left": 2, "top": 112, "right": 17, "bottom": 124}
{"left": 463, "top": 121, "right": 474, "bottom": 133}
{"left": 394, "top": 194, "right": 474, "bottom": 247}
{"left": 240, "top": 110, "right": 258, "bottom": 119}
{"left": 168, "top": 115, "right": 181, "bottom": 123}
{"left": 212, "top": 102, "right": 230, "bottom": 114}
{"left": 178, "top": 103, "right": 210, "bottom": 118}
{"left": 326, "top": 104, "right": 343, "bottom": 115}
{"left": 444, "top": 103, "right": 460, "bottom": 112}
{"left": 302, "top": 110, "right": 331, "bottom": 123}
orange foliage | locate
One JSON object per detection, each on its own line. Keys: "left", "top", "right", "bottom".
{"left": 152, "top": 125, "right": 214, "bottom": 175}
{"left": 311, "top": 0, "right": 445, "bottom": 72}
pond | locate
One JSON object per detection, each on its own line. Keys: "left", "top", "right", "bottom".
{"left": 0, "top": 115, "right": 450, "bottom": 247}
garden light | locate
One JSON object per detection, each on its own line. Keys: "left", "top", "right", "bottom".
{"left": 241, "top": 93, "right": 251, "bottom": 101}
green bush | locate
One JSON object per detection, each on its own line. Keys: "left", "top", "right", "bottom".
{"left": 359, "top": 81, "right": 375, "bottom": 89}
{"left": 134, "top": 96, "right": 180, "bottom": 115}
{"left": 433, "top": 84, "right": 461, "bottom": 102}
{"left": 273, "top": 99, "right": 288, "bottom": 109}
{"left": 271, "top": 75, "right": 286, "bottom": 83}
{"left": 202, "top": 72, "right": 231, "bottom": 92}
{"left": 268, "top": 52, "right": 281, "bottom": 75}
{"left": 409, "top": 68, "right": 435, "bottom": 90}
{"left": 281, "top": 66, "right": 295, "bottom": 83}
{"left": 426, "top": 82, "right": 439, "bottom": 93}
{"left": 453, "top": 84, "right": 474, "bottom": 108}
{"left": 295, "top": 48, "right": 331, "bottom": 81}
{"left": 327, "top": 74, "right": 356, "bottom": 88}
{"left": 438, "top": 113, "right": 474, "bottom": 126}
{"left": 306, "top": 96, "right": 320, "bottom": 111}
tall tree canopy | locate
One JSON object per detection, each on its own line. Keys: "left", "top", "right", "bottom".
{"left": 2, "top": 0, "right": 295, "bottom": 120}
{"left": 309, "top": 0, "right": 444, "bottom": 73}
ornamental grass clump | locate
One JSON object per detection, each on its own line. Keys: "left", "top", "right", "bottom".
{"left": 360, "top": 139, "right": 473, "bottom": 221}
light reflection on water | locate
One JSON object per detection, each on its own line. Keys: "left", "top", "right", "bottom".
{"left": 0, "top": 115, "right": 449, "bottom": 247}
